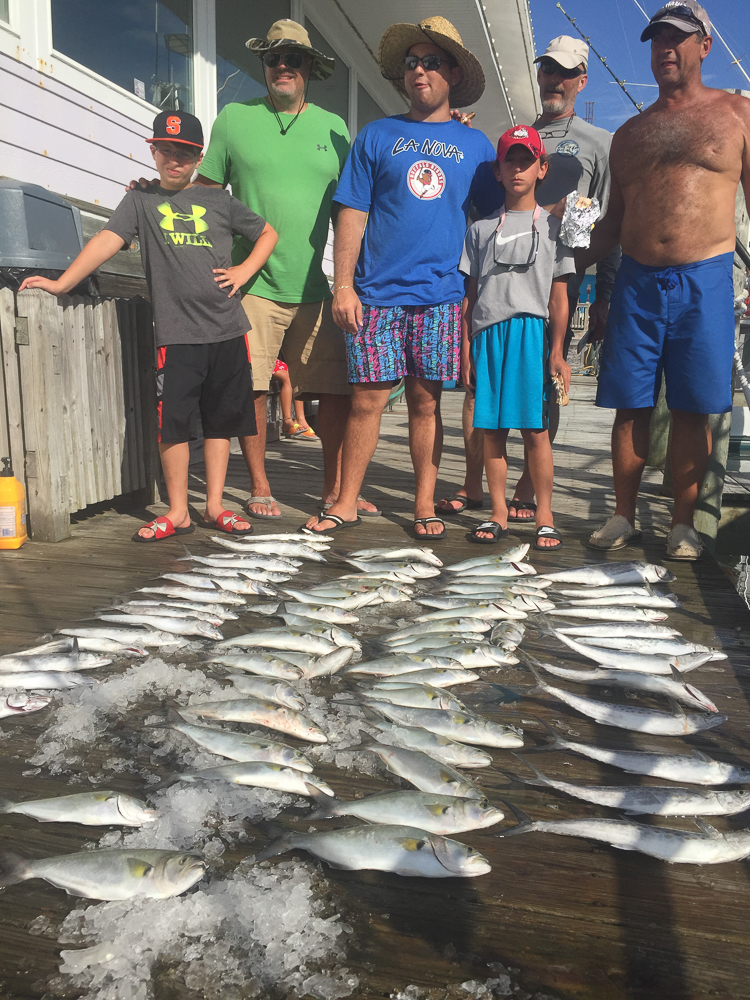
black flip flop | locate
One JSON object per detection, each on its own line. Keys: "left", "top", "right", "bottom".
{"left": 300, "top": 512, "right": 362, "bottom": 535}
{"left": 507, "top": 499, "right": 537, "bottom": 523}
{"left": 469, "top": 521, "right": 509, "bottom": 544}
{"left": 534, "top": 525, "right": 563, "bottom": 550}
{"left": 436, "top": 494, "right": 483, "bottom": 515}
{"left": 413, "top": 516, "right": 446, "bottom": 540}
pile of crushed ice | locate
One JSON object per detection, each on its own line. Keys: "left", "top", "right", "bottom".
{"left": 55, "top": 861, "right": 358, "bottom": 1000}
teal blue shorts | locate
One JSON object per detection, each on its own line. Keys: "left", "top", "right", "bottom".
{"left": 471, "top": 315, "right": 550, "bottom": 430}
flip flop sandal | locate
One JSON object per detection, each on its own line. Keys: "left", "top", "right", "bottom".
{"left": 469, "top": 520, "right": 508, "bottom": 544}
{"left": 507, "top": 500, "right": 537, "bottom": 523}
{"left": 534, "top": 525, "right": 563, "bottom": 550}
{"left": 132, "top": 516, "right": 194, "bottom": 544}
{"left": 300, "top": 512, "right": 362, "bottom": 535}
{"left": 199, "top": 510, "right": 253, "bottom": 535}
{"left": 437, "top": 494, "right": 484, "bottom": 515}
{"left": 244, "top": 496, "right": 282, "bottom": 519}
{"left": 413, "top": 517, "right": 446, "bottom": 540}
{"left": 296, "top": 426, "right": 320, "bottom": 441}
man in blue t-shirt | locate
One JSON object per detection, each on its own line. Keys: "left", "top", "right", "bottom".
{"left": 303, "top": 16, "right": 499, "bottom": 537}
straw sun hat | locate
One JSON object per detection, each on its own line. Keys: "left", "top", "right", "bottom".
{"left": 378, "top": 16, "right": 486, "bottom": 108}
{"left": 246, "top": 19, "right": 335, "bottom": 83}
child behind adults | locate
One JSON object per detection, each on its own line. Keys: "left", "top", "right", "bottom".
{"left": 459, "top": 126, "right": 573, "bottom": 549}
{"left": 20, "top": 111, "right": 278, "bottom": 542}
{"left": 272, "top": 359, "right": 319, "bottom": 440}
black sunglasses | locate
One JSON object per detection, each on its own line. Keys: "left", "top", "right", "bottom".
{"left": 263, "top": 50, "right": 307, "bottom": 70}
{"left": 539, "top": 58, "right": 585, "bottom": 79}
{"left": 404, "top": 54, "right": 450, "bottom": 72}
{"left": 650, "top": 7, "right": 706, "bottom": 34}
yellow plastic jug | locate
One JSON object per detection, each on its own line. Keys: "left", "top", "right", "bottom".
{"left": 0, "top": 457, "right": 27, "bottom": 549}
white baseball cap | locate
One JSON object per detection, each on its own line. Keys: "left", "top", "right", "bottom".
{"left": 534, "top": 35, "right": 589, "bottom": 71}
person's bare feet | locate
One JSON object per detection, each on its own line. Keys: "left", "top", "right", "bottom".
{"left": 305, "top": 501, "right": 357, "bottom": 532}
{"left": 508, "top": 498, "right": 536, "bottom": 520}
{"left": 474, "top": 508, "right": 507, "bottom": 540}
{"left": 203, "top": 507, "right": 252, "bottom": 532}
{"left": 323, "top": 493, "right": 379, "bottom": 516}
{"left": 535, "top": 522, "right": 561, "bottom": 547}
{"left": 137, "top": 509, "right": 190, "bottom": 540}
{"left": 435, "top": 489, "right": 483, "bottom": 514}
{"left": 413, "top": 507, "right": 446, "bottom": 536}
{"left": 246, "top": 496, "right": 281, "bottom": 517}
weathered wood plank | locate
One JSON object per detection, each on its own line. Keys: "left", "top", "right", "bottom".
{"left": 0, "top": 287, "right": 25, "bottom": 485}
{"left": 83, "top": 300, "right": 104, "bottom": 503}
{"left": 59, "top": 298, "right": 80, "bottom": 511}
{"left": 70, "top": 297, "right": 96, "bottom": 507}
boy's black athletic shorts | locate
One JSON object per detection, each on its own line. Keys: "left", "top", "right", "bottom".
{"left": 156, "top": 335, "right": 257, "bottom": 444}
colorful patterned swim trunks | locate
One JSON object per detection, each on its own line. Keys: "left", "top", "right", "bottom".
{"left": 345, "top": 302, "right": 462, "bottom": 384}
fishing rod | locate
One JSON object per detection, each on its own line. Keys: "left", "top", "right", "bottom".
{"left": 555, "top": 2, "right": 643, "bottom": 110}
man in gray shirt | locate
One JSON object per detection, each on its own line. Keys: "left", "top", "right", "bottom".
{"left": 438, "top": 35, "right": 619, "bottom": 521}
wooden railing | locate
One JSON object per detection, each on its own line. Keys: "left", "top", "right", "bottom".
{"left": 0, "top": 288, "right": 158, "bottom": 541}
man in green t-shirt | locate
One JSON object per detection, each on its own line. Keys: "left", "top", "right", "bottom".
{"left": 196, "top": 19, "right": 378, "bottom": 518}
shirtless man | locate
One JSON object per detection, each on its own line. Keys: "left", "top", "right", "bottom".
{"left": 578, "top": 0, "right": 750, "bottom": 561}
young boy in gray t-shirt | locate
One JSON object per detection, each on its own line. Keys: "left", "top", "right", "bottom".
{"left": 459, "top": 126, "right": 574, "bottom": 550}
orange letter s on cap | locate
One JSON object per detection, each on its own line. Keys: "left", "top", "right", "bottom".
{"left": 166, "top": 115, "right": 181, "bottom": 135}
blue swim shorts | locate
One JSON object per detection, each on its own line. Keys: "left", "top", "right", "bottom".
{"left": 471, "top": 315, "right": 550, "bottom": 430}
{"left": 596, "top": 252, "right": 735, "bottom": 414}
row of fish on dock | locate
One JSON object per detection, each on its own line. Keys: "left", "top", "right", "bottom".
{"left": 0, "top": 530, "right": 747, "bottom": 906}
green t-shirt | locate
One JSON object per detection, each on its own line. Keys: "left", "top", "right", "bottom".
{"left": 200, "top": 98, "right": 350, "bottom": 303}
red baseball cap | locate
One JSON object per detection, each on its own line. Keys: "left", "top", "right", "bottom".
{"left": 496, "top": 125, "right": 545, "bottom": 162}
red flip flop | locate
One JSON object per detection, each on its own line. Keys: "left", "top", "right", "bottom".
{"left": 199, "top": 510, "right": 253, "bottom": 535}
{"left": 132, "top": 517, "right": 194, "bottom": 543}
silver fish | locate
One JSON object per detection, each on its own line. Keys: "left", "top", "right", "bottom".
{"left": 227, "top": 675, "right": 305, "bottom": 711}
{"left": 579, "top": 636, "right": 724, "bottom": 658}
{"left": 510, "top": 757, "right": 750, "bottom": 816}
{"left": 368, "top": 703, "right": 524, "bottom": 748}
{"left": 349, "top": 546, "right": 443, "bottom": 567}
{"left": 540, "top": 562, "right": 676, "bottom": 586}
{"left": 244, "top": 532, "right": 330, "bottom": 547}
{"left": 532, "top": 658, "right": 718, "bottom": 712}
{"left": 346, "top": 656, "right": 463, "bottom": 677}
{"left": 568, "top": 594, "right": 680, "bottom": 610}
{"left": 547, "top": 628, "right": 711, "bottom": 674}
{"left": 363, "top": 683, "right": 468, "bottom": 712}
{"left": 344, "top": 559, "right": 441, "bottom": 578}
{"left": 371, "top": 723, "right": 492, "bottom": 767}
{"left": 540, "top": 730, "right": 750, "bottom": 785}
{"left": 282, "top": 589, "right": 380, "bottom": 611}
{"left": 180, "top": 698, "right": 327, "bottom": 743}
{"left": 556, "top": 623, "right": 680, "bottom": 638}
{"left": 150, "top": 712, "right": 312, "bottom": 769}
{"left": 368, "top": 667, "right": 479, "bottom": 688}
{"left": 0, "top": 652, "right": 109, "bottom": 673}
{"left": 443, "top": 581, "right": 539, "bottom": 595}
{"left": 366, "top": 743, "right": 484, "bottom": 797}
{"left": 0, "top": 671, "right": 94, "bottom": 690}
{"left": 0, "top": 848, "right": 205, "bottom": 899}
{"left": 180, "top": 553, "right": 302, "bottom": 571}
{"left": 446, "top": 546, "right": 531, "bottom": 572}
{"left": 212, "top": 538, "right": 326, "bottom": 561}
{"left": 163, "top": 761, "right": 333, "bottom": 797}
{"left": 207, "top": 653, "right": 302, "bottom": 681}
{"left": 301, "top": 646, "right": 354, "bottom": 678}
{"left": 213, "top": 578, "right": 279, "bottom": 596}
{"left": 137, "top": 586, "right": 245, "bottom": 606}
{"left": 58, "top": 627, "right": 188, "bottom": 648}
{"left": 0, "top": 791, "right": 156, "bottom": 826}
{"left": 453, "top": 562, "right": 537, "bottom": 578}
{"left": 423, "top": 645, "right": 520, "bottom": 668}
{"left": 281, "top": 602, "right": 359, "bottom": 625}
{"left": 160, "top": 573, "right": 218, "bottom": 589}
{"left": 252, "top": 824, "right": 491, "bottom": 876}
{"left": 383, "top": 619, "right": 491, "bottom": 642}
{"left": 528, "top": 664, "right": 726, "bottom": 736}
{"left": 97, "top": 614, "right": 222, "bottom": 641}
{"left": 415, "top": 604, "right": 524, "bottom": 623}
{"left": 110, "top": 604, "right": 224, "bottom": 626}
{"left": 499, "top": 809, "right": 750, "bottom": 864}
{"left": 308, "top": 789, "right": 504, "bottom": 834}
{"left": 554, "top": 585, "right": 661, "bottom": 599}
{"left": 124, "top": 599, "right": 238, "bottom": 620}
{"left": 22, "top": 637, "right": 148, "bottom": 657}
{"left": 549, "top": 606, "right": 668, "bottom": 622}
{"left": 0, "top": 694, "right": 52, "bottom": 718}
{"left": 215, "top": 630, "right": 338, "bottom": 656}
{"left": 490, "top": 621, "right": 526, "bottom": 650}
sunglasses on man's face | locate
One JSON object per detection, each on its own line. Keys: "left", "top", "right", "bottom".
{"left": 539, "top": 59, "right": 585, "bottom": 79}
{"left": 404, "top": 54, "right": 449, "bottom": 72}
{"left": 263, "top": 50, "right": 307, "bottom": 70}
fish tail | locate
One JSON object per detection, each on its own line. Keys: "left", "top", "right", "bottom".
{"left": 144, "top": 706, "right": 183, "bottom": 729}
{"left": 520, "top": 716, "right": 569, "bottom": 754}
{"left": 250, "top": 832, "right": 299, "bottom": 863}
{"left": 0, "top": 797, "right": 14, "bottom": 814}
{"left": 511, "top": 753, "right": 551, "bottom": 786}
{"left": 493, "top": 798, "right": 536, "bottom": 838}
{"left": 306, "top": 784, "right": 340, "bottom": 818}
{"left": 0, "top": 850, "right": 32, "bottom": 885}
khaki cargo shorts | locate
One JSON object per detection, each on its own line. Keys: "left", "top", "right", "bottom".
{"left": 241, "top": 294, "right": 351, "bottom": 397}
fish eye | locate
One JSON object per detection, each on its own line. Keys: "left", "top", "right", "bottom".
{"left": 416, "top": 840, "right": 427, "bottom": 850}
{"left": 479, "top": 797, "right": 489, "bottom": 807}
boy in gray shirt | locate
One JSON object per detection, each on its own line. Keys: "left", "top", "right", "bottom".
{"left": 459, "top": 126, "right": 574, "bottom": 549}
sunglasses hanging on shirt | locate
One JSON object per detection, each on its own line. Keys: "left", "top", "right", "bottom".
{"left": 493, "top": 205, "right": 541, "bottom": 269}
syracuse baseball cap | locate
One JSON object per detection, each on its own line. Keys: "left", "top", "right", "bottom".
{"left": 534, "top": 35, "right": 589, "bottom": 71}
{"left": 147, "top": 110, "right": 204, "bottom": 149}
{"left": 641, "top": 1, "right": 711, "bottom": 41}
{"left": 496, "top": 126, "right": 545, "bottom": 163}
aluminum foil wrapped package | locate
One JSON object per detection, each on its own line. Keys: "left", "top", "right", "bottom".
{"left": 560, "top": 192, "right": 601, "bottom": 248}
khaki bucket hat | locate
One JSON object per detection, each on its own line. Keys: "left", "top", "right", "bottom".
{"left": 246, "top": 19, "right": 335, "bottom": 82}
{"left": 378, "top": 16, "right": 486, "bottom": 108}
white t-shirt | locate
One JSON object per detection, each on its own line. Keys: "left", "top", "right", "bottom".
{"left": 459, "top": 207, "right": 575, "bottom": 339}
